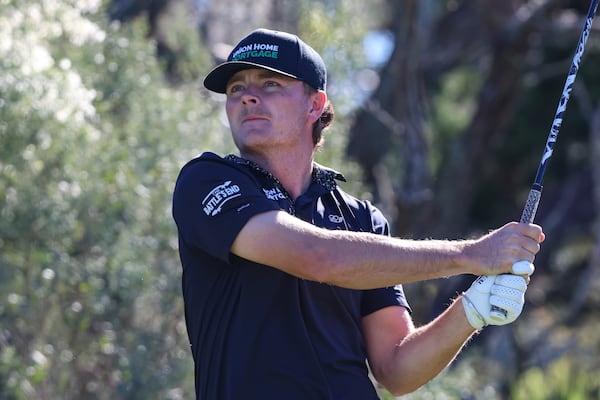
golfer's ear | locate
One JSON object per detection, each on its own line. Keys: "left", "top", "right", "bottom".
{"left": 308, "top": 90, "right": 327, "bottom": 123}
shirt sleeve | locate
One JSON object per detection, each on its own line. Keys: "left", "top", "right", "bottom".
{"left": 172, "top": 154, "right": 280, "bottom": 263}
{"left": 361, "top": 285, "right": 411, "bottom": 316}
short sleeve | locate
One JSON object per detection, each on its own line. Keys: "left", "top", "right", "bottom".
{"left": 361, "top": 285, "right": 411, "bottom": 316}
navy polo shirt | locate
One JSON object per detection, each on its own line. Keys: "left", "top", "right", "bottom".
{"left": 172, "top": 152, "right": 411, "bottom": 400}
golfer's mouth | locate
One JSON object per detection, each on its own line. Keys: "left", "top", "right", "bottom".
{"left": 242, "top": 115, "right": 268, "bottom": 123}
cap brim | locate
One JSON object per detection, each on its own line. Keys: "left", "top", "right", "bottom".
{"left": 203, "top": 61, "right": 298, "bottom": 93}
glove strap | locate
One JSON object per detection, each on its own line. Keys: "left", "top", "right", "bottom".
{"left": 462, "top": 292, "right": 486, "bottom": 330}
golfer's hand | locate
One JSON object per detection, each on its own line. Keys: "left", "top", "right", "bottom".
{"left": 462, "top": 274, "right": 530, "bottom": 330}
{"left": 465, "top": 222, "right": 544, "bottom": 276}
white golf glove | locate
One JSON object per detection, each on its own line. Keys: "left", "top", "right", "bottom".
{"left": 462, "top": 274, "right": 529, "bottom": 330}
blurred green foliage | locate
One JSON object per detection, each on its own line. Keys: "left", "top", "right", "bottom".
{"left": 512, "top": 357, "right": 600, "bottom": 400}
{"left": 429, "top": 66, "right": 482, "bottom": 173}
{"left": 0, "top": 0, "right": 226, "bottom": 398}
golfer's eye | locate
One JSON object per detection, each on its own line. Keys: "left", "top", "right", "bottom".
{"left": 264, "top": 80, "right": 279, "bottom": 87}
{"left": 227, "top": 84, "right": 244, "bottom": 94}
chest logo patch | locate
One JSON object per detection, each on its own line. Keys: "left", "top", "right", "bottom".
{"left": 202, "top": 181, "right": 241, "bottom": 216}
{"left": 263, "top": 187, "right": 286, "bottom": 201}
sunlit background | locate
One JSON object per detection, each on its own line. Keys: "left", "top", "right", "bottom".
{"left": 1, "top": 0, "right": 600, "bottom": 399}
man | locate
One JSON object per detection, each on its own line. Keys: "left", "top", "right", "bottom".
{"left": 172, "top": 28, "right": 544, "bottom": 399}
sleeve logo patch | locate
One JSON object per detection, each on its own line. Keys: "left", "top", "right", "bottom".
{"left": 202, "top": 181, "right": 241, "bottom": 216}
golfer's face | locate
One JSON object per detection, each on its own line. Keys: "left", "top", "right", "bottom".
{"left": 225, "top": 69, "right": 312, "bottom": 153}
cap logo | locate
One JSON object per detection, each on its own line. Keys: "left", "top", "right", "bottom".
{"left": 231, "top": 43, "right": 279, "bottom": 61}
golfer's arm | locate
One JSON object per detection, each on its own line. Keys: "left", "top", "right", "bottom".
{"left": 230, "top": 210, "right": 469, "bottom": 289}
{"left": 363, "top": 299, "right": 476, "bottom": 396}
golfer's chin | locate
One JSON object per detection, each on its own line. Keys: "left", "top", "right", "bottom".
{"left": 233, "top": 130, "right": 275, "bottom": 154}
{"left": 233, "top": 120, "right": 270, "bottom": 137}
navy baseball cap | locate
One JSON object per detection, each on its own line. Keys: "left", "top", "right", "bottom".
{"left": 203, "top": 29, "right": 327, "bottom": 93}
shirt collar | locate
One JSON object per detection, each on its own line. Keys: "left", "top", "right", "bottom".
{"left": 224, "top": 154, "right": 346, "bottom": 191}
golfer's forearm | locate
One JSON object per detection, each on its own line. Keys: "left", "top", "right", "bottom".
{"left": 379, "top": 299, "right": 476, "bottom": 395}
{"left": 312, "top": 230, "right": 470, "bottom": 289}
{"left": 232, "top": 210, "right": 474, "bottom": 289}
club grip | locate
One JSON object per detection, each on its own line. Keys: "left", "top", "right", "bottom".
{"left": 520, "top": 185, "right": 542, "bottom": 224}
{"left": 490, "top": 187, "right": 542, "bottom": 322}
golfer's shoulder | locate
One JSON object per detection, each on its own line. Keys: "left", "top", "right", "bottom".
{"left": 178, "top": 152, "right": 244, "bottom": 176}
